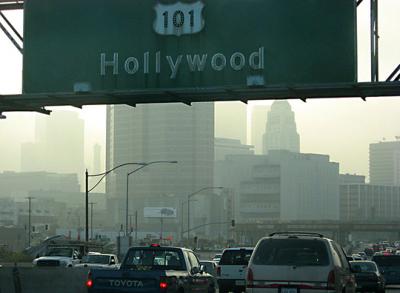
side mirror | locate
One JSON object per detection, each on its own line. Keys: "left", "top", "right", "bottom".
{"left": 200, "top": 264, "right": 205, "bottom": 273}
{"left": 191, "top": 267, "right": 200, "bottom": 275}
{"left": 110, "top": 259, "right": 116, "bottom": 265}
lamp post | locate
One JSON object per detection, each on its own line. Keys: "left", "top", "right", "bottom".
{"left": 85, "top": 162, "right": 148, "bottom": 243}
{"left": 26, "top": 196, "right": 35, "bottom": 247}
{"left": 187, "top": 187, "right": 224, "bottom": 239}
{"left": 125, "top": 160, "right": 178, "bottom": 236}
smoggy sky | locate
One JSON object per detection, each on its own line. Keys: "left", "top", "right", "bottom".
{"left": 1, "top": 2, "right": 400, "bottom": 180}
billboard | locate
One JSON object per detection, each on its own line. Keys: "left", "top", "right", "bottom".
{"left": 23, "top": 0, "right": 356, "bottom": 95}
{"left": 144, "top": 207, "right": 177, "bottom": 218}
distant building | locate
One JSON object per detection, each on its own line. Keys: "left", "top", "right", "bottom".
{"left": 340, "top": 184, "right": 400, "bottom": 221}
{"left": 106, "top": 103, "right": 214, "bottom": 233}
{"left": 0, "top": 198, "right": 17, "bottom": 226}
{"left": 21, "top": 111, "right": 85, "bottom": 186}
{"left": 369, "top": 140, "right": 400, "bottom": 186}
{"left": 0, "top": 171, "right": 80, "bottom": 199}
{"left": 215, "top": 102, "right": 247, "bottom": 144}
{"left": 93, "top": 144, "right": 102, "bottom": 174}
{"left": 215, "top": 137, "right": 254, "bottom": 161}
{"left": 0, "top": 226, "right": 26, "bottom": 252}
{"left": 262, "top": 101, "right": 300, "bottom": 154}
{"left": 215, "top": 150, "right": 339, "bottom": 224}
{"left": 339, "top": 174, "right": 366, "bottom": 185}
{"left": 250, "top": 105, "right": 269, "bottom": 154}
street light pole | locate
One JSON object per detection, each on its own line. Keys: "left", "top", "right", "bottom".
{"left": 186, "top": 187, "right": 224, "bottom": 239}
{"left": 89, "top": 202, "right": 96, "bottom": 240}
{"left": 26, "top": 196, "right": 35, "bottom": 247}
{"left": 85, "top": 169, "right": 89, "bottom": 243}
{"left": 125, "top": 160, "right": 178, "bottom": 236}
{"left": 85, "top": 162, "right": 151, "bottom": 243}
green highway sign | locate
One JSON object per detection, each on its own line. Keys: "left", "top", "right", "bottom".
{"left": 23, "top": 0, "right": 357, "bottom": 95}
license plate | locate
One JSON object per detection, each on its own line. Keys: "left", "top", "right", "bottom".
{"left": 235, "top": 280, "right": 245, "bottom": 286}
{"left": 281, "top": 288, "right": 297, "bottom": 293}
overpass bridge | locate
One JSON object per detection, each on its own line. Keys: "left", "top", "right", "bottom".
{"left": 235, "top": 220, "right": 400, "bottom": 245}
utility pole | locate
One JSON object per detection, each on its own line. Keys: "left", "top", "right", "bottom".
{"left": 26, "top": 196, "right": 35, "bottom": 247}
{"left": 89, "top": 202, "right": 96, "bottom": 240}
{"left": 134, "top": 210, "right": 138, "bottom": 243}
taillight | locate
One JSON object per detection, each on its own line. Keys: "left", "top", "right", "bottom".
{"left": 86, "top": 272, "right": 93, "bottom": 288}
{"left": 247, "top": 267, "right": 254, "bottom": 285}
{"left": 327, "top": 270, "right": 335, "bottom": 289}
{"left": 160, "top": 282, "right": 168, "bottom": 289}
{"left": 216, "top": 266, "right": 221, "bottom": 277}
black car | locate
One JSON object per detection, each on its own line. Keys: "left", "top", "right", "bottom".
{"left": 350, "top": 261, "right": 385, "bottom": 293}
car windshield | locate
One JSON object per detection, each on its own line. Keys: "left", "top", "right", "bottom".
{"left": 373, "top": 256, "right": 400, "bottom": 267}
{"left": 252, "top": 239, "right": 329, "bottom": 266}
{"left": 46, "top": 248, "right": 73, "bottom": 257}
{"left": 82, "top": 255, "right": 110, "bottom": 264}
{"left": 219, "top": 249, "right": 253, "bottom": 265}
{"left": 350, "top": 261, "right": 377, "bottom": 272}
{"left": 123, "top": 249, "right": 185, "bottom": 270}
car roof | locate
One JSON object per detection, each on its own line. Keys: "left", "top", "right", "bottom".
{"left": 261, "top": 232, "right": 332, "bottom": 241}
{"left": 222, "top": 247, "right": 254, "bottom": 251}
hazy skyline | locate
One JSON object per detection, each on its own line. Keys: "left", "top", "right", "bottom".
{"left": 1, "top": 2, "right": 400, "bottom": 181}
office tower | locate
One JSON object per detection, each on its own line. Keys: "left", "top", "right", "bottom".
{"left": 262, "top": 101, "right": 300, "bottom": 154}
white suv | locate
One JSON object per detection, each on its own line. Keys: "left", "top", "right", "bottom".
{"left": 246, "top": 232, "right": 357, "bottom": 293}
{"left": 217, "top": 247, "right": 254, "bottom": 293}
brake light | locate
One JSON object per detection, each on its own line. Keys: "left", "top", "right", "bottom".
{"left": 86, "top": 272, "right": 93, "bottom": 288}
{"left": 247, "top": 267, "right": 254, "bottom": 285}
{"left": 151, "top": 243, "right": 160, "bottom": 247}
{"left": 217, "top": 266, "right": 221, "bottom": 277}
{"left": 160, "top": 282, "right": 168, "bottom": 289}
{"left": 327, "top": 270, "right": 335, "bottom": 289}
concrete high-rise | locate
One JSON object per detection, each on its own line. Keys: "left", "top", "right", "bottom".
{"left": 369, "top": 140, "right": 400, "bottom": 186}
{"left": 106, "top": 103, "right": 214, "bottom": 233}
{"left": 20, "top": 111, "right": 85, "bottom": 186}
{"left": 215, "top": 102, "right": 247, "bottom": 144}
{"left": 262, "top": 101, "right": 300, "bottom": 154}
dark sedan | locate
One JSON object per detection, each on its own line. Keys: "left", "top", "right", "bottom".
{"left": 350, "top": 261, "right": 385, "bottom": 293}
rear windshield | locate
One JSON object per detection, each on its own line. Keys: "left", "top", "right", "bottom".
{"left": 350, "top": 261, "right": 377, "bottom": 272}
{"left": 252, "top": 239, "right": 329, "bottom": 266}
{"left": 220, "top": 249, "right": 253, "bottom": 265}
{"left": 373, "top": 256, "right": 400, "bottom": 267}
{"left": 123, "top": 249, "right": 185, "bottom": 270}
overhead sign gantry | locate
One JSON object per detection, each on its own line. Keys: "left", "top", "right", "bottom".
{"left": 0, "top": 0, "right": 399, "bottom": 115}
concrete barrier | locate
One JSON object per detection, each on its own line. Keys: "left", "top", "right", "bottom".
{"left": 0, "top": 267, "right": 16, "bottom": 293}
{"left": 0, "top": 266, "right": 90, "bottom": 293}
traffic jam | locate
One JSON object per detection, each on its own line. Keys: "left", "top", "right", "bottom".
{"left": 29, "top": 232, "right": 400, "bottom": 292}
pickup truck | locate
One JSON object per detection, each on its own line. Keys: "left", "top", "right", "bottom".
{"left": 86, "top": 244, "right": 216, "bottom": 292}
{"left": 75, "top": 252, "right": 119, "bottom": 269}
{"left": 32, "top": 246, "right": 82, "bottom": 267}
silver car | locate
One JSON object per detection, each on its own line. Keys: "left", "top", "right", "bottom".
{"left": 246, "top": 232, "right": 357, "bottom": 293}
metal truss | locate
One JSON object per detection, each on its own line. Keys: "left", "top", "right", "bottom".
{"left": 0, "top": 0, "right": 23, "bottom": 11}
{"left": 0, "top": 0, "right": 399, "bottom": 117}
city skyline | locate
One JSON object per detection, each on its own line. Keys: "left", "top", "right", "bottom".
{"left": 1, "top": 2, "right": 400, "bottom": 181}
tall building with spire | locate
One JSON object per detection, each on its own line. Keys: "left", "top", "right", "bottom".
{"left": 262, "top": 101, "right": 300, "bottom": 154}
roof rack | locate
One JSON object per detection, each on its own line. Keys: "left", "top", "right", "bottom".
{"left": 269, "top": 232, "right": 324, "bottom": 238}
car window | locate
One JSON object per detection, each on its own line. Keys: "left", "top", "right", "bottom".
{"left": 350, "top": 261, "right": 377, "bottom": 272}
{"left": 332, "top": 241, "right": 350, "bottom": 270}
{"left": 187, "top": 252, "right": 200, "bottom": 269}
{"left": 123, "top": 249, "right": 185, "bottom": 270}
{"left": 373, "top": 255, "right": 400, "bottom": 267}
{"left": 252, "top": 239, "right": 329, "bottom": 266}
{"left": 220, "top": 249, "right": 253, "bottom": 265}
